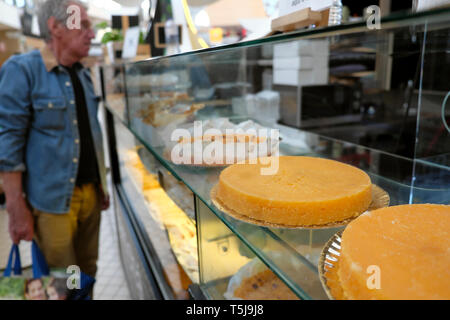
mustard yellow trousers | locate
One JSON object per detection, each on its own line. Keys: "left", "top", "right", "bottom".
{"left": 33, "top": 183, "right": 101, "bottom": 278}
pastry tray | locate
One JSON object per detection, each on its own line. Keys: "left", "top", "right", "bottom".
{"left": 224, "top": 251, "right": 308, "bottom": 300}
{"left": 210, "top": 184, "right": 390, "bottom": 229}
{"left": 163, "top": 149, "right": 229, "bottom": 168}
{"left": 318, "top": 230, "right": 345, "bottom": 300}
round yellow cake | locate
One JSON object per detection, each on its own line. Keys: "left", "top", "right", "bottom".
{"left": 338, "top": 204, "right": 450, "bottom": 300}
{"left": 215, "top": 156, "right": 373, "bottom": 226}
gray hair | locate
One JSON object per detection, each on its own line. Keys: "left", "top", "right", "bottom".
{"left": 37, "top": 0, "right": 87, "bottom": 41}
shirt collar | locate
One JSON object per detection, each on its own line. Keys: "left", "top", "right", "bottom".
{"left": 40, "top": 45, "right": 86, "bottom": 72}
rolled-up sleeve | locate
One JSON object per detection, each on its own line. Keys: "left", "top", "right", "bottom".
{"left": 0, "top": 59, "right": 31, "bottom": 172}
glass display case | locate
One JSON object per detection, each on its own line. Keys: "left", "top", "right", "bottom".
{"left": 99, "top": 7, "right": 450, "bottom": 300}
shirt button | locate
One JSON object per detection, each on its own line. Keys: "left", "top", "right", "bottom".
{"left": 70, "top": 178, "right": 75, "bottom": 184}
{"left": 75, "top": 139, "right": 80, "bottom": 144}
{"left": 70, "top": 100, "right": 75, "bottom": 105}
{"left": 66, "top": 82, "right": 71, "bottom": 87}
{"left": 48, "top": 103, "right": 53, "bottom": 108}
{"left": 73, "top": 120, "right": 78, "bottom": 125}
{"left": 73, "top": 158, "right": 78, "bottom": 163}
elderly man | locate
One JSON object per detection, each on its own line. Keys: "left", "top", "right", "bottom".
{"left": 0, "top": 0, "right": 109, "bottom": 281}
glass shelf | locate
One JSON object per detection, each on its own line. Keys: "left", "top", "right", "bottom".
{"left": 129, "top": 7, "right": 450, "bottom": 64}
{"left": 109, "top": 111, "right": 449, "bottom": 300}
{"left": 102, "top": 7, "right": 450, "bottom": 300}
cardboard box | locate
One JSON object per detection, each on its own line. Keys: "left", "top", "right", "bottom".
{"left": 273, "top": 68, "right": 328, "bottom": 86}
{"left": 273, "top": 56, "right": 314, "bottom": 70}
{"left": 311, "top": 39, "right": 330, "bottom": 54}
{"left": 274, "top": 40, "right": 313, "bottom": 57}
{"left": 273, "top": 39, "right": 330, "bottom": 58}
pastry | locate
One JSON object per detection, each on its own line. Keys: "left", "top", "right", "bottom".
{"left": 165, "top": 119, "right": 280, "bottom": 166}
{"left": 138, "top": 101, "right": 204, "bottom": 128}
{"left": 233, "top": 270, "right": 299, "bottom": 300}
{"left": 338, "top": 204, "right": 450, "bottom": 300}
{"left": 215, "top": 156, "right": 372, "bottom": 226}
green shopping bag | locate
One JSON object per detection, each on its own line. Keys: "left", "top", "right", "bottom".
{"left": 1, "top": 240, "right": 95, "bottom": 300}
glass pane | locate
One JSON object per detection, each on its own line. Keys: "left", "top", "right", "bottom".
{"left": 197, "top": 197, "right": 327, "bottom": 300}
{"left": 113, "top": 117, "right": 198, "bottom": 299}
{"left": 414, "top": 19, "right": 450, "bottom": 203}
{"left": 103, "top": 64, "right": 128, "bottom": 124}
{"left": 105, "top": 8, "right": 450, "bottom": 299}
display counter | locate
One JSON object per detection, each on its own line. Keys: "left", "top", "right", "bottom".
{"left": 99, "top": 7, "right": 450, "bottom": 300}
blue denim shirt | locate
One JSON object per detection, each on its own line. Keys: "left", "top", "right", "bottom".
{"left": 0, "top": 47, "right": 107, "bottom": 214}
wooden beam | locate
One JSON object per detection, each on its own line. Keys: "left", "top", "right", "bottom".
{"left": 271, "top": 8, "right": 324, "bottom": 33}
{"left": 121, "top": 15, "right": 129, "bottom": 34}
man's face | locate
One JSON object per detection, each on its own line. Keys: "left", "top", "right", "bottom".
{"left": 26, "top": 280, "right": 46, "bottom": 300}
{"left": 51, "top": 2, "right": 95, "bottom": 60}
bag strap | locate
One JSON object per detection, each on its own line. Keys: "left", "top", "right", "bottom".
{"left": 31, "top": 240, "right": 50, "bottom": 278}
{"left": 3, "top": 241, "right": 50, "bottom": 278}
{"left": 3, "top": 244, "right": 22, "bottom": 277}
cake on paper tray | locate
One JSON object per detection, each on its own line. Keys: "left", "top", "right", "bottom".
{"left": 213, "top": 156, "right": 374, "bottom": 227}
{"left": 321, "top": 204, "right": 450, "bottom": 300}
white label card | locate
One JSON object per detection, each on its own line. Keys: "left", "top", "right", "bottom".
{"left": 122, "top": 26, "right": 140, "bottom": 60}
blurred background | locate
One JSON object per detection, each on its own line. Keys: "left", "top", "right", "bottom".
{"left": 0, "top": 0, "right": 416, "bottom": 65}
